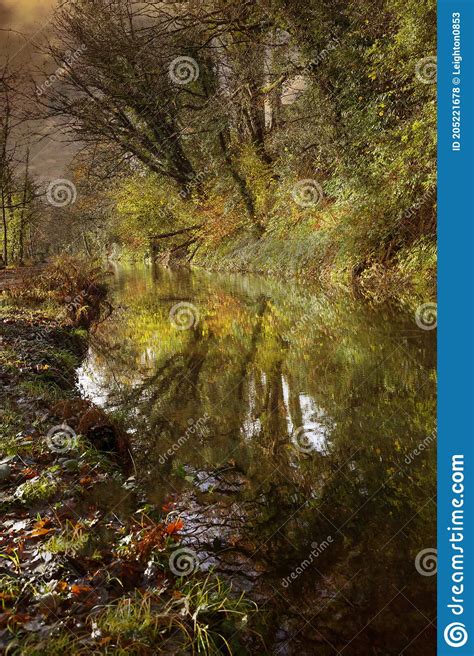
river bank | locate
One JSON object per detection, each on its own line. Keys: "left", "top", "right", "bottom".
{"left": 118, "top": 228, "right": 436, "bottom": 307}
{"left": 193, "top": 233, "right": 436, "bottom": 305}
{"left": 0, "top": 287, "right": 259, "bottom": 654}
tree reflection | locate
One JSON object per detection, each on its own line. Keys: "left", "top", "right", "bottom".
{"left": 78, "top": 266, "right": 436, "bottom": 654}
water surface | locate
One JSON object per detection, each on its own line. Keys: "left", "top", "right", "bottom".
{"left": 78, "top": 264, "right": 436, "bottom": 655}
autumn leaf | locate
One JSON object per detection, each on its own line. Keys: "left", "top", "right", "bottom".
{"left": 21, "top": 468, "right": 38, "bottom": 479}
{"left": 0, "top": 612, "right": 31, "bottom": 628}
{"left": 34, "top": 519, "right": 50, "bottom": 528}
{"left": 70, "top": 584, "right": 93, "bottom": 596}
{"left": 29, "top": 527, "right": 54, "bottom": 537}
{"left": 165, "top": 519, "right": 184, "bottom": 535}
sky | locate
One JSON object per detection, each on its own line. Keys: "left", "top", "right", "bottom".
{"left": 0, "top": 0, "right": 55, "bottom": 31}
{"left": 0, "top": 0, "right": 77, "bottom": 178}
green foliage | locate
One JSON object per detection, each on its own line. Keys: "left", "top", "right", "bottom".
{"left": 113, "top": 174, "right": 202, "bottom": 251}
{"left": 96, "top": 576, "right": 255, "bottom": 655}
{"left": 43, "top": 522, "right": 90, "bottom": 556}
{"left": 14, "top": 472, "right": 58, "bottom": 503}
{"left": 104, "top": 0, "right": 436, "bottom": 298}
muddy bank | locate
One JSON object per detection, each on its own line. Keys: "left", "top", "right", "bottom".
{"left": 0, "top": 301, "right": 257, "bottom": 655}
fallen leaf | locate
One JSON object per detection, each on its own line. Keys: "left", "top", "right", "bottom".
{"left": 165, "top": 519, "right": 184, "bottom": 535}
{"left": 71, "top": 584, "right": 93, "bottom": 596}
{"left": 0, "top": 612, "right": 31, "bottom": 628}
{"left": 29, "top": 527, "right": 54, "bottom": 538}
{"left": 34, "top": 519, "right": 51, "bottom": 528}
{"left": 21, "top": 468, "right": 38, "bottom": 480}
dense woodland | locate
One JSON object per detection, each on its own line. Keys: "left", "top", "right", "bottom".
{"left": 1, "top": 0, "right": 436, "bottom": 296}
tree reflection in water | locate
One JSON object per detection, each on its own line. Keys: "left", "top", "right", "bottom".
{"left": 78, "top": 265, "right": 436, "bottom": 655}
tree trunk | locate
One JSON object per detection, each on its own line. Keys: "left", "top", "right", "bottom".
{"left": 218, "top": 131, "right": 264, "bottom": 234}
{"left": 18, "top": 148, "right": 30, "bottom": 265}
{"left": 1, "top": 188, "right": 8, "bottom": 266}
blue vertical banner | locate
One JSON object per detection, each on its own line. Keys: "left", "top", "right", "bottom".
{"left": 438, "top": 1, "right": 474, "bottom": 654}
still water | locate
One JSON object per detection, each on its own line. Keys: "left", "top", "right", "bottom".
{"left": 78, "top": 264, "right": 436, "bottom": 655}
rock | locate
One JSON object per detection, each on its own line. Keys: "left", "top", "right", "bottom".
{"left": 0, "top": 464, "right": 12, "bottom": 482}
